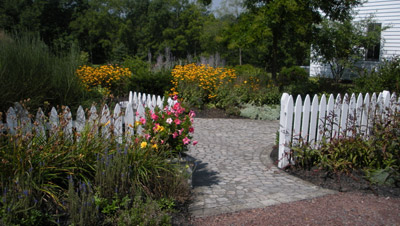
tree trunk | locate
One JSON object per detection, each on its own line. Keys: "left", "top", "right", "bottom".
{"left": 271, "top": 34, "right": 278, "bottom": 82}
{"left": 239, "top": 47, "right": 242, "bottom": 65}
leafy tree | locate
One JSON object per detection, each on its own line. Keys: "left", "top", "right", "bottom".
{"left": 242, "top": 0, "right": 362, "bottom": 81}
{"left": 0, "top": 0, "right": 78, "bottom": 52}
{"left": 199, "top": 14, "right": 233, "bottom": 60}
{"left": 69, "top": 0, "right": 123, "bottom": 63}
{"left": 312, "top": 17, "right": 385, "bottom": 81}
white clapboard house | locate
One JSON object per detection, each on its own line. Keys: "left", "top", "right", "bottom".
{"left": 309, "top": 0, "right": 400, "bottom": 78}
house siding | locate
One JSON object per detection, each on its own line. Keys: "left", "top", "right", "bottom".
{"left": 310, "top": 0, "right": 400, "bottom": 78}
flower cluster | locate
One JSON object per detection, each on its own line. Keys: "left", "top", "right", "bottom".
{"left": 135, "top": 98, "right": 197, "bottom": 155}
{"left": 76, "top": 65, "right": 131, "bottom": 94}
{"left": 170, "top": 64, "right": 236, "bottom": 101}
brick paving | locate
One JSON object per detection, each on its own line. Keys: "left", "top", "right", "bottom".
{"left": 188, "top": 118, "right": 335, "bottom": 217}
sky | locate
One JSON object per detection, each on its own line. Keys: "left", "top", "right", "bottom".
{"left": 211, "top": 0, "right": 223, "bottom": 11}
{"left": 210, "top": 0, "right": 244, "bottom": 17}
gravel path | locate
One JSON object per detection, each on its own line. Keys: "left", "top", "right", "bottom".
{"left": 187, "top": 118, "right": 335, "bottom": 217}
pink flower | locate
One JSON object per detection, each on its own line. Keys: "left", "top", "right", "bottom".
{"left": 153, "top": 123, "right": 160, "bottom": 132}
{"left": 144, "top": 134, "right": 151, "bottom": 140}
{"left": 178, "top": 128, "right": 184, "bottom": 135}
{"left": 139, "top": 117, "right": 146, "bottom": 125}
{"left": 193, "top": 140, "right": 198, "bottom": 146}
{"left": 173, "top": 102, "right": 181, "bottom": 111}
{"left": 161, "top": 140, "right": 165, "bottom": 144}
{"left": 172, "top": 132, "right": 178, "bottom": 139}
{"left": 174, "top": 118, "right": 181, "bottom": 125}
{"left": 183, "top": 137, "right": 190, "bottom": 145}
{"left": 189, "top": 127, "right": 194, "bottom": 133}
{"left": 166, "top": 118, "right": 173, "bottom": 124}
{"left": 189, "top": 110, "right": 196, "bottom": 118}
{"left": 135, "top": 112, "right": 139, "bottom": 116}
{"left": 151, "top": 113, "right": 158, "bottom": 121}
{"left": 173, "top": 95, "right": 178, "bottom": 100}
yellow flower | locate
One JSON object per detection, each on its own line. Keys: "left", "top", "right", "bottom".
{"left": 140, "top": 141, "right": 147, "bottom": 149}
{"left": 152, "top": 144, "right": 158, "bottom": 150}
{"left": 104, "top": 120, "right": 111, "bottom": 126}
{"left": 156, "top": 125, "right": 165, "bottom": 132}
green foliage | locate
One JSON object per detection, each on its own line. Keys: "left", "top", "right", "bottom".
{"left": 233, "top": 64, "right": 269, "bottom": 79}
{"left": 278, "top": 66, "right": 308, "bottom": 87}
{"left": 0, "top": 0, "right": 364, "bottom": 76}
{"left": 0, "top": 122, "right": 104, "bottom": 225}
{"left": 364, "top": 168, "right": 400, "bottom": 187}
{"left": 140, "top": 103, "right": 196, "bottom": 156}
{"left": 240, "top": 104, "right": 280, "bottom": 120}
{"left": 0, "top": 32, "right": 86, "bottom": 112}
{"left": 123, "top": 56, "right": 172, "bottom": 96}
{"left": 0, "top": 104, "right": 194, "bottom": 225}
{"left": 352, "top": 57, "right": 400, "bottom": 94}
{"left": 281, "top": 76, "right": 353, "bottom": 99}
{"left": 117, "top": 196, "right": 171, "bottom": 226}
{"left": 312, "top": 17, "right": 385, "bottom": 81}
{"left": 291, "top": 112, "right": 400, "bottom": 186}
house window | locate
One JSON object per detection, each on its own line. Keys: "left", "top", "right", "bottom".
{"left": 365, "top": 23, "right": 381, "bottom": 61}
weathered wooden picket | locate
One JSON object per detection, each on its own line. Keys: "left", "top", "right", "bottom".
{"left": 278, "top": 90, "right": 400, "bottom": 168}
{"left": 0, "top": 91, "right": 178, "bottom": 142}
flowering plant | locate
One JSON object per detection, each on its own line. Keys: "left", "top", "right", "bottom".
{"left": 170, "top": 64, "right": 236, "bottom": 107}
{"left": 135, "top": 96, "right": 197, "bottom": 156}
{"left": 76, "top": 64, "right": 131, "bottom": 95}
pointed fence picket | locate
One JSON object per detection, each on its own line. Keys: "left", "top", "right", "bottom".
{"left": 278, "top": 90, "right": 399, "bottom": 168}
{"left": 0, "top": 91, "right": 177, "bottom": 143}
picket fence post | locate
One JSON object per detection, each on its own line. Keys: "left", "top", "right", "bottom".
{"left": 278, "top": 93, "right": 290, "bottom": 168}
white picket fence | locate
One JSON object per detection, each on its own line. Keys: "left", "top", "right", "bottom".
{"left": 278, "top": 90, "right": 400, "bottom": 168}
{"left": 0, "top": 91, "right": 178, "bottom": 142}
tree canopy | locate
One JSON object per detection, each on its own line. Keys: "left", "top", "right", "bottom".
{"left": 0, "top": 0, "right": 365, "bottom": 79}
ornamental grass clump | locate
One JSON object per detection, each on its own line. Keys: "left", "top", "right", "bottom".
{"left": 76, "top": 65, "right": 131, "bottom": 96}
{"left": 0, "top": 32, "right": 85, "bottom": 113}
{"left": 171, "top": 64, "right": 236, "bottom": 108}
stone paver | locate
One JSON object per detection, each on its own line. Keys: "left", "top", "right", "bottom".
{"left": 188, "top": 118, "right": 335, "bottom": 217}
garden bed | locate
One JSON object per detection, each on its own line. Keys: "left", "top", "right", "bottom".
{"left": 270, "top": 146, "right": 400, "bottom": 197}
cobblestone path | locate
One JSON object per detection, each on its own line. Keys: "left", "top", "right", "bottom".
{"left": 188, "top": 118, "right": 335, "bottom": 217}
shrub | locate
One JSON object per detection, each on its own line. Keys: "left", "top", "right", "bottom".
{"left": 240, "top": 104, "right": 280, "bottom": 120}
{"left": 123, "top": 56, "right": 173, "bottom": 96}
{"left": 277, "top": 66, "right": 308, "bottom": 87}
{"left": 0, "top": 32, "right": 86, "bottom": 112}
{"left": 352, "top": 57, "right": 400, "bottom": 94}
{"left": 233, "top": 64, "right": 269, "bottom": 80}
